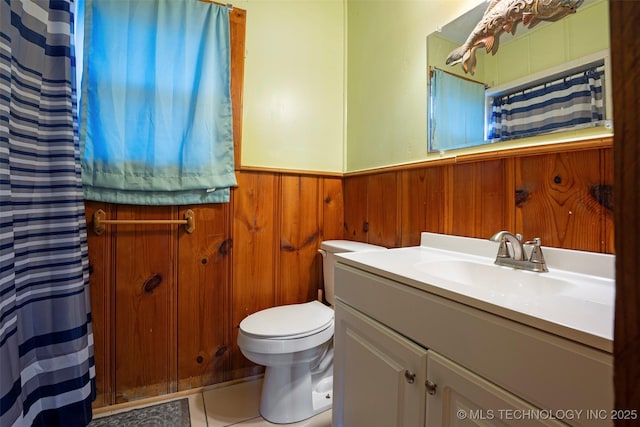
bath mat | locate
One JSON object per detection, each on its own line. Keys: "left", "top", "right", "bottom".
{"left": 89, "top": 398, "right": 190, "bottom": 427}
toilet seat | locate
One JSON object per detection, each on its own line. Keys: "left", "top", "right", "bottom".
{"left": 239, "top": 301, "right": 334, "bottom": 339}
{"left": 237, "top": 301, "right": 335, "bottom": 355}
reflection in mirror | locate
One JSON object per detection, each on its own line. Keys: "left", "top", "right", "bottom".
{"left": 429, "top": 69, "right": 486, "bottom": 152}
{"left": 446, "top": 0, "right": 585, "bottom": 76}
{"left": 427, "top": 0, "right": 611, "bottom": 153}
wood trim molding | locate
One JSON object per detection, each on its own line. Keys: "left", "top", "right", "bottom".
{"left": 344, "top": 137, "right": 613, "bottom": 177}
{"left": 239, "top": 136, "right": 612, "bottom": 179}
{"left": 229, "top": 7, "right": 246, "bottom": 169}
{"left": 237, "top": 165, "right": 343, "bottom": 178}
{"left": 611, "top": 0, "right": 640, "bottom": 416}
{"left": 454, "top": 137, "right": 613, "bottom": 163}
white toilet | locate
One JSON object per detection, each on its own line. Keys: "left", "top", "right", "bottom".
{"left": 237, "top": 240, "right": 386, "bottom": 424}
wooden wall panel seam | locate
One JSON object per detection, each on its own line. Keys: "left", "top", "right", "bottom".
{"left": 169, "top": 206, "right": 178, "bottom": 394}
{"left": 274, "top": 174, "right": 282, "bottom": 306}
{"left": 108, "top": 204, "right": 117, "bottom": 405}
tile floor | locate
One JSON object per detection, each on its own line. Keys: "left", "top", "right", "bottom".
{"left": 92, "top": 378, "right": 332, "bottom": 427}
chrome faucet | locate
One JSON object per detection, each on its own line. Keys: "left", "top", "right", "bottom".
{"left": 489, "top": 231, "right": 548, "bottom": 272}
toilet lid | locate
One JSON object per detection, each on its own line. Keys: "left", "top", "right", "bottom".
{"left": 239, "top": 301, "right": 334, "bottom": 339}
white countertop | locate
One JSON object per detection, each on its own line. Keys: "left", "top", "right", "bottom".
{"left": 336, "top": 233, "right": 615, "bottom": 353}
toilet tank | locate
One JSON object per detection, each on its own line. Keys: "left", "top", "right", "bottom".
{"left": 319, "top": 240, "right": 386, "bottom": 306}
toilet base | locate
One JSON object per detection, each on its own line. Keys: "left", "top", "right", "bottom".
{"left": 259, "top": 347, "right": 333, "bottom": 424}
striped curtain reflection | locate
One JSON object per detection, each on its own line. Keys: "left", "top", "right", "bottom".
{"left": 488, "top": 67, "right": 604, "bottom": 141}
{"left": 0, "top": 1, "right": 95, "bottom": 426}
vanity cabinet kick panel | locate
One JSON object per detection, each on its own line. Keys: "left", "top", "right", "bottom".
{"left": 333, "top": 301, "right": 428, "bottom": 427}
{"left": 334, "top": 263, "right": 613, "bottom": 427}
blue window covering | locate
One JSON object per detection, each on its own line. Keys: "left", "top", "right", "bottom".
{"left": 1, "top": 0, "right": 96, "bottom": 425}
{"left": 488, "top": 67, "right": 604, "bottom": 141}
{"left": 80, "top": 0, "right": 236, "bottom": 205}
{"left": 429, "top": 68, "right": 486, "bottom": 152}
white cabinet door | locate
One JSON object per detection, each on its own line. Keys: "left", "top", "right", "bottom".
{"left": 426, "top": 350, "right": 566, "bottom": 427}
{"left": 333, "top": 300, "right": 428, "bottom": 427}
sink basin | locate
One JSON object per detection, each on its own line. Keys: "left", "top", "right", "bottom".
{"left": 336, "top": 233, "right": 615, "bottom": 351}
{"left": 416, "top": 259, "right": 573, "bottom": 298}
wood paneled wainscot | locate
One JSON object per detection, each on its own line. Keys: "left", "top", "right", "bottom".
{"left": 344, "top": 138, "right": 614, "bottom": 254}
{"left": 86, "top": 171, "right": 345, "bottom": 406}
{"left": 86, "top": 138, "right": 613, "bottom": 408}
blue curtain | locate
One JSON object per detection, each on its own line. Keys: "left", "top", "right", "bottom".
{"left": 429, "top": 68, "right": 486, "bottom": 152}
{"left": 488, "top": 67, "right": 604, "bottom": 141}
{"left": 0, "top": 0, "right": 96, "bottom": 426}
{"left": 80, "top": 0, "right": 236, "bottom": 205}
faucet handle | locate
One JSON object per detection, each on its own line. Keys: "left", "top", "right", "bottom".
{"left": 523, "top": 237, "right": 542, "bottom": 248}
{"left": 524, "top": 238, "right": 548, "bottom": 271}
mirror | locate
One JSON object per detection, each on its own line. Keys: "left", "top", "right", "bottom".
{"left": 427, "top": 0, "right": 611, "bottom": 152}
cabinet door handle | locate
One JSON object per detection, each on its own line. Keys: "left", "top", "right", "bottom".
{"left": 425, "top": 379, "right": 437, "bottom": 395}
{"left": 404, "top": 370, "right": 416, "bottom": 384}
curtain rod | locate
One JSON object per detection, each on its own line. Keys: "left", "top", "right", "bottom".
{"left": 198, "top": 0, "right": 234, "bottom": 11}
{"left": 429, "top": 66, "right": 488, "bottom": 88}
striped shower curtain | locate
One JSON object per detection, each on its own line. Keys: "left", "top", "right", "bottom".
{"left": 488, "top": 67, "right": 604, "bottom": 141}
{"left": 1, "top": 1, "right": 96, "bottom": 426}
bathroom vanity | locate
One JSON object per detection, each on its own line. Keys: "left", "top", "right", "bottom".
{"left": 333, "top": 233, "right": 615, "bottom": 427}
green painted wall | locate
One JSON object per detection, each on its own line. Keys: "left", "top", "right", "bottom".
{"left": 237, "top": 0, "right": 346, "bottom": 173}
{"left": 237, "top": 0, "right": 609, "bottom": 173}
{"left": 346, "top": 0, "right": 611, "bottom": 172}
{"left": 346, "top": 0, "right": 479, "bottom": 172}
{"left": 482, "top": 0, "right": 610, "bottom": 86}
